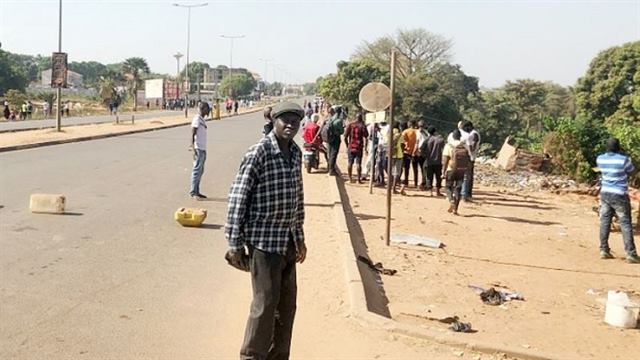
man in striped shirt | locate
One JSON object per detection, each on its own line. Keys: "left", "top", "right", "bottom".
{"left": 596, "top": 138, "right": 639, "bottom": 263}
{"left": 225, "top": 102, "right": 307, "bottom": 359}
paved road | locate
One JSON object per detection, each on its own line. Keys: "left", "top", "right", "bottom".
{"left": 0, "top": 110, "right": 184, "bottom": 132}
{"left": 0, "top": 111, "right": 265, "bottom": 358}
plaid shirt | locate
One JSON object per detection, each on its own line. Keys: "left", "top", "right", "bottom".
{"left": 225, "top": 132, "right": 305, "bottom": 255}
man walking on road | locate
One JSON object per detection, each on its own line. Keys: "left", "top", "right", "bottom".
{"left": 344, "top": 112, "right": 369, "bottom": 183}
{"left": 596, "top": 138, "right": 639, "bottom": 263}
{"left": 225, "top": 101, "right": 307, "bottom": 359}
{"left": 423, "top": 126, "right": 445, "bottom": 196}
{"left": 189, "top": 102, "right": 210, "bottom": 200}
{"left": 326, "top": 107, "right": 344, "bottom": 176}
{"left": 442, "top": 129, "right": 471, "bottom": 215}
{"left": 461, "top": 121, "right": 481, "bottom": 201}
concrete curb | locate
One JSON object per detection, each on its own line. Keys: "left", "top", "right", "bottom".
{"left": 327, "top": 175, "right": 558, "bottom": 360}
{"left": 0, "top": 108, "right": 264, "bottom": 153}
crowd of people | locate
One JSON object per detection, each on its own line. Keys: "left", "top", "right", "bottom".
{"left": 2, "top": 99, "right": 69, "bottom": 120}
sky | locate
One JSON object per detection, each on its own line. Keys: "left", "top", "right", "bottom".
{"left": 1, "top": 0, "right": 639, "bottom": 88}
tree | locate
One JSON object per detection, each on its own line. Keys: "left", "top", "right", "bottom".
{"left": 575, "top": 41, "right": 640, "bottom": 126}
{"left": 352, "top": 28, "right": 452, "bottom": 79}
{"left": 219, "top": 73, "right": 256, "bottom": 98}
{"left": 181, "top": 61, "right": 211, "bottom": 90}
{"left": 302, "top": 82, "right": 317, "bottom": 96}
{"left": 69, "top": 61, "right": 108, "bottom": 87}
{"left": 317, "top": 59, "right": 390, "bottom": 107}
{"left": 122, "top": 57, "right": 150, "bottom": 111}
{"left": 398, "top": 63, "right": 478, "bottom": 130}
{"left": 4, "top": 89, "right": 28, "bottom": 111}
{"left": 465, "top": 89, "right": 520, "bottom": 152}
{"left": 502, "top": 79, "right": 547, "bottom": 136}
{"left": 543, "top": 82, "right": 575, "bottom": 119}
{"left": 265, "top": 82, "right": 284, "bottom": 96}
{"left": 0, "top": 50, "right": 28, "bottom": 94}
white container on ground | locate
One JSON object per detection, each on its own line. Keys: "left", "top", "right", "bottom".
{"left": 604, "top": 291, "right": 639, "bottom": 328}
{"left": 29, "top": 194, "right": 66, "bottom": 214}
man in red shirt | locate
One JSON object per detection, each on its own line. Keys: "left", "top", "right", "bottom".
{"left": 344, "top": 112, "right": 369, "bottom": 183}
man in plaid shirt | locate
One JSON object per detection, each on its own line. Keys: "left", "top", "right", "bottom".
{"left": 225, "top": 101, "right": 307, "bottom": 359}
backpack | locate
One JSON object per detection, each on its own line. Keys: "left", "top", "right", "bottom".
{"left": 450, "top": 144, "right": 471, "bottom": 177}
{"left": 417, "top": 130, "right": 430, "bottom": 156}
{"left": 320, "top": 120, "right": 332, "bottom": 143}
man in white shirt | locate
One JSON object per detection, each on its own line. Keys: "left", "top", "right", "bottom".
{"left": 189, "top": 102, "right": 210, "bottom": 199}
{"left": 461, "top": 121, "right": 481, "bottom": 201}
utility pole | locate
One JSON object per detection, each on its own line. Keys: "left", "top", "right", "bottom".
{"left": 258, "top": 57, "right": 272, "bottom": 85}
{"left": 173, "top": 2, "right": 208, "bottom": 118}
{"left": 385, "top": 49, "right": 397, "bottom": 247}
{"left": 55, "top": 0, "right": 62, "bottom": 132}
{"left": 220, "top": 34, "right": 245, "bottom": 77}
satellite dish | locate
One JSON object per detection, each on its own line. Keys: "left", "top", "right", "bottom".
{"left": 359, "top": 82, "right": 391, "bottom": 112}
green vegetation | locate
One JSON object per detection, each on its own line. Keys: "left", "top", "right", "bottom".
{"left": 219, "top": 73, "right": 256, "bottom": 98}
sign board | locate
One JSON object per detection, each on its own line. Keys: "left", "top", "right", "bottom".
{"left": 144, "top": 79, "right": 164, "bottom": 99}
{"left": 365, "top": 111, "right": 386, "bottom": 125}
{"left": 51, "top": 52, "right": 68, "bottom": 88}
{"left": 359, "top": 82, "right": 391, "bottom": 112}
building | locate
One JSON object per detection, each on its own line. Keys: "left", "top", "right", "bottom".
{"left": 202, "top": 66, "right": 258, "bottom": 90}
{"left": 40, "top": 69, "right": 84, "bottom": 88}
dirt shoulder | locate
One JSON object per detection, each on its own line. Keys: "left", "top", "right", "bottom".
{"left": 297, "top": 169, "right": 509, "bottom": 359}
{"left": 335, "top": 153, "right": 639, "bottom": 360}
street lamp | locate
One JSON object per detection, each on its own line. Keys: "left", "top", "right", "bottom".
{"left": 220, "top": 34, "right": 245, "bottom": 77}
{"left": 173, "top": 52, "right": 183, "bottom": 103}
{"left": 258, "top": 57, "right": 272, "bottom": 84}
{"left": 172, "top": 2, "right": 208, "bottom": 118}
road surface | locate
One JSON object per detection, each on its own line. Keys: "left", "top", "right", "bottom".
{"left": 0, "top": 110, "right": 183, "bottom": 132}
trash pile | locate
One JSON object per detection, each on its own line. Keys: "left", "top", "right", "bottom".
{"left": 475, "top": 163, "right": 584, "bottom": 192}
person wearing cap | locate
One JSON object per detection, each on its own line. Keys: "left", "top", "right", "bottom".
{"left": 225, "top": 101, "right": 308, "bottom": 358}
{"left": 189, "top": 102, "right": 211, "bottom": 200}
{"left": 596, "top": 137, "right": 639, "bottom": 263}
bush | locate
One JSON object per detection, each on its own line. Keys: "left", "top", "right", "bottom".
{"left": 4, "top": 89, "right": 27, "bottom": 111}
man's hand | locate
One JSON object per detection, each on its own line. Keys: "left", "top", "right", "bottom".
{"left": 296, "top": 243, "right": 307, "bottom": 264}
{"left": 225, "top": 249, "right": 250, "bottom": 272}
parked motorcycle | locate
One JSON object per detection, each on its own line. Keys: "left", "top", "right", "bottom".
{"left": 303, "top": 143, "right": 320, "bottom": 173}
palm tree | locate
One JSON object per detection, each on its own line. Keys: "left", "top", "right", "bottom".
{"left": 122, "top": 57, "right": 150, "bottom": 111}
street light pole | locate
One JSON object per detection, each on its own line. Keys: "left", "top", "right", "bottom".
{"left": 173, "top": 52, "right": 183, "bottom": 103}
{"left": 258, "top": 57, "right": 272, "bottom": 84}
{"left": 220, "top": 35, "right": 245, "bottom": 77}
{"left": 55, "top": 0, "right": 62, "bottom": 132}
{"left": 173, "top": 2, "right": 208, "bottom": 118}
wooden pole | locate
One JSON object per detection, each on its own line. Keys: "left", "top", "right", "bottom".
{"left": 385, "top": 50, "right": 396, "bottom": 247}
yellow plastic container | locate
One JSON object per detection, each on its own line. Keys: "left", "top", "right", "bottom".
{"left": 175, "top": 207, "right": 207, "bottom": 227}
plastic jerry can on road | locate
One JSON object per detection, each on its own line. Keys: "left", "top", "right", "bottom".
{"left": 175, "top": 207, "right": 207, "bottom": 227}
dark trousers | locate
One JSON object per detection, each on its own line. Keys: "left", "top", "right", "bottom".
{"left": 328, "top": 142, "right": 340, "bottom": 174}
{"left": 402, "top": 154, "right": 419, "bottom": 186}
{"left": 425, "top": 164, "right": 443, "bottom": 190}
{"left": 241, "top": 246, "right": 298, "bottom": 360}
{"left": 446, "top": 170, "right": 464, "bottom": 210}
{"left": 462, "top": 161, "right": 475, "bottom": 199}
{"left": 599, "top": 192, "right": 637, "bottom": 256}
{"left": 415, "top": 156, "right": 425, "bottom": 186}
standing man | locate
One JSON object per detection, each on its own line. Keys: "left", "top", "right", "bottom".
{"left": 442, "top": 130, "right": 471, "bottom": 215}
{"left": 262, "top": 106, "right": 273, "bottom": 136}
{"left": 344, "top": 112, "right": 369, "bottom": 183}
{"left": 596, "top": 138, "right": 639, "bottom": 263}
{"left": 188, "top": 102, "right": 210, "bottom": 200}
{"left": 326, "top": 107, "right": 344, "bottom": 176}
{"left": 423, "top": 126, "right": 445, "bottom": 196}
{"left": 461, "top": 121, "right": 481, "bottom": 201}
{"left": 414, "top": 120, "right": 429, "bottom": 190}
{"left": 225, "top": 102, "right": 307, "bottom": 359}
{"left": 43, "top": 100, "right": 50, "bottom": 119}
{"left": 401, "top": 121, "right": 418, "bottom": 191}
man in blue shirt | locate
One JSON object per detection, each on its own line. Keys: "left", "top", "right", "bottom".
{"left": 596, "top": 138, "right": 639, "bottom": 263}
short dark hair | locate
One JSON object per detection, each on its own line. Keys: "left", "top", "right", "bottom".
{"left": 355, "top": 112, "right": 364, "bottom": 122}
{"left": 452, "top": 129, "right": 461, "bottom": 140}
{"left": 428, "top": 126, "right": 436, "bottom": 135}
{"left": 418, "top": 120, "right": 426, "bottom": 129}
{"left": 606, "top": 137, "right": 621, "bottom": 153}
{"left": 463, "top": 121, "right": 473, "bottom": 132}
{"left": 263, "top": 106, "right": 272, "bottom": 120}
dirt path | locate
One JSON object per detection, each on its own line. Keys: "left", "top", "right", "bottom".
{"left": 336, "top": 154, "right": 639, "bottom": 359}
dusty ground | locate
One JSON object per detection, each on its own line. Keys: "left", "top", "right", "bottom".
{"left": 336, "top": 154, "right": 639, "bottom": 360}
{"left": 300, "top": 169, "right": 512, "bottom": 359}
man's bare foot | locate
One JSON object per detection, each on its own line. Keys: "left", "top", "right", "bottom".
{"left": 447, "top": 204, "right": 455, "bottom": 213}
